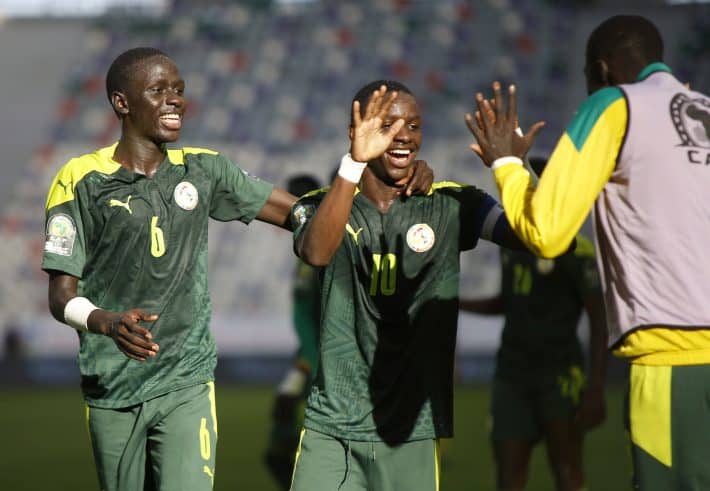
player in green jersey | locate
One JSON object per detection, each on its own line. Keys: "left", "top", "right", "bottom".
{"left": 460, "top": 158, "right": 607, "bottom": 490}
{"left": 265, "top": 174, "right": 322, "bottom": 490}
{"left": 288, "top": 80, "right": 530, "bottom": 491}
{"left": 41, "top": 49, "right": 434, "bottom": 491}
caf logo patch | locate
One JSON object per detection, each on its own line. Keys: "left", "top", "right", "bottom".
{"left": 670, "top": 93, "right": 710, "bottom": 149}
{"left": 174, "top": 181, "right": 199, "bottom": 211}
{"left": 406, "top": 223, "right": 435, "bottom": 252}
{"left": 45, "top": 213, "right": 76, "bottom": 256}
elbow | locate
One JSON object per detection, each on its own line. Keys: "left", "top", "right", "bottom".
{"left": 531, "top": 232, "right": 574, "bottom": 259}
{"left": 298, "top": 245, "right": 333, "bottom": 267}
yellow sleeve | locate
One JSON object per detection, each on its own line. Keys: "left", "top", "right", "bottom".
{"left": 493, "top": 87, "right": 628, "bottom": 257}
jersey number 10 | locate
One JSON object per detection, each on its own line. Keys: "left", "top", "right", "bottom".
{"left": 370, "top": 253, "right": 397, "bottom": 296}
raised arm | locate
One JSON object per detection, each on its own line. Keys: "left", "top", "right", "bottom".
{"left": 466, "top": 82, "right": 624, "bottom": 258}
{"left": 48, "top": 271, "right": 160, "bottom": 362}
{"left": 296, "top": 86, "right": 405, "bottom": 266}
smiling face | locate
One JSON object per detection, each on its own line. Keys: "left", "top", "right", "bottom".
{"left": 366, "top": 92, "right": 422, "bottom": 184}
{"left": 114, "top": 55, "right": 186, "bottom": 144}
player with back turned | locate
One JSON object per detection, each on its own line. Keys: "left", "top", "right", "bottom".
{"left": 468, "top": 15, "right": 710, "bottom": 490}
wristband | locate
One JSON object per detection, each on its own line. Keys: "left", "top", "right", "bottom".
{"left": 491, "top": 156, "right": 524, "bottom": 170}
{"left": 338, "top": 153, "right": 367, "bottom": 184}
{"left": 64, "top": 296, "right": 98, "bottom": 332}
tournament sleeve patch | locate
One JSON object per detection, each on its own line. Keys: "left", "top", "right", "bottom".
{"left": 44, "top": 213, "right": 76, "bottom": 256}
{"left": 292, "top": 203, "right": 316, "bottom": 227}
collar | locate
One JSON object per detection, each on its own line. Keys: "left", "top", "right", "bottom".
{"left": 636, "top": 62, "right": 672, "bottom": 82}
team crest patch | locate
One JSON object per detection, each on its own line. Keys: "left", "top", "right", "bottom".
{"left": 536, "top": 258, "right": 555, "bottom": 274}
{"left": 406, "top": 223, "right": 435, "bottom": 252}
{"left": 44, "top": 213, "right": 76, "bottom": 256}
{"left": 174, "top": 181, "right": 199, "bottom": 210}
{"left": 293, "top": 203, "right": 315, "bottom": 226}
{"left": 670, "top": 93, "right": 710, "bottom": 149}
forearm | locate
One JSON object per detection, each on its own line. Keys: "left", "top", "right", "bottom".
{"left": 459, "top": 295, "right": 504, "bottom": 314}
{"left": 297, "top": 176, "right": 357, "bottom": 266}
{"left": 256, "top": 187, "right": 298, "bottom": 230}
{"left": 48, "top": 272, "right": 111, "bottom": 335}
{"left": 587, "top": 321, "right": 608, "bottom": 389}
{"left": 492, "top": 96, "right": 626, "bottom": 258}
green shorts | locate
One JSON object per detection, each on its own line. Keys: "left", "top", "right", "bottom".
{"left": 290, "top": 428, "right": 440, "bottom": 491}
{"left": 87, "top": 382, "right": 218, "bottom": 491}
{"left": 626, "top": 364, "right": 710, "bottom": 490}
{"left": 490, "top": 365, "right": 586, "bottom": 442}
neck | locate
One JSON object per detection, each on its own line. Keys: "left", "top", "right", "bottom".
{"left": 113, "top": 133, "right": 167, "bottom": 178}
{"left": 359, "top": 168, "right": 406, "bottom": 213}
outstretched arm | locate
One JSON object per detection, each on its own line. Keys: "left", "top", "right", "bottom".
{"left": 256, "top": 187, "right": 298, "bottom": 230}
{"left": 459, "top": 294, "right": 504, "bottom": 315}
{"left": 466, "top": 81, "right": 624, "bottom": 257}
{"left": 48, "top": 271, "right": 160, "bottom": 362}
{"left": 296, "top": 86, "right": 405, "bottom": 266}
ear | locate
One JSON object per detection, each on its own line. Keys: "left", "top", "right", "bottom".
{"left": 111, "top": 91, "right": 129, "bottom": 116}
{"left": 597, "top": 59, "right": 611, "bottom": 86}
{"left": 348, "top": 125, "right": 354, "bottom": 141}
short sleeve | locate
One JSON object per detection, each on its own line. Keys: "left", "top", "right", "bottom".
{"left": 41, "top": 171, "right": 88, "bottom": 278}
{"left": 208, "top": 154, "right": 274, "bottom": 223}
{"left": 443, "top": 184, "right": 501, "bottom": 251}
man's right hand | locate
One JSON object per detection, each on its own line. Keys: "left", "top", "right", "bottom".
{"left": 89, "top": 308, "right": 160, "bottom": 362}
{"left": 350, "top": 85, "right": 405, "bottom": 163}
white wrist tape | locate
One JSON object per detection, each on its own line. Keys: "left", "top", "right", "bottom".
{"left": 338, "top": 153, "right": 367, "bottom": 184}
{"left": 64, "top": 296, "right": 98, "bottom": 332}
{"left": 491, "top": 156, "right": 524, "bottom": 170}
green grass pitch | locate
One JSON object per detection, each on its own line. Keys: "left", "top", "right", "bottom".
{"left": 0, "top": 384, "right": 628, "bottom": 490}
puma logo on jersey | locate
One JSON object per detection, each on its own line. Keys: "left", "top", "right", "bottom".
{"left": 203, "top": 465, "right": 214, "bottom": 484}
{"left": 109, "top": 196, "right": 132, "bottom": 214}
{"left": 57, "top": 179, "right": 72, "bottom": 195}
{"left": 346, "top": 223, "right": 363, "bottom": 244}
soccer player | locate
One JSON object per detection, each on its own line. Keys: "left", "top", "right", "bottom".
{"left": 460, "top": 159, "right": 607, "bottom": 491}
{"left": 467, "top": 15, "right": 710, "bottom": 489}
{"left": 264, "top": 174, "right": 322, "bottom": 490}
{"left": 288, "top": 80, "right": 528, "bottom": 491}
{"left": 41, "top": 47, "right": 434, "bottom": 491}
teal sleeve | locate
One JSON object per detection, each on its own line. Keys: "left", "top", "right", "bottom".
{"left": 208, "top": 154, "right": 274, "bottom": 223}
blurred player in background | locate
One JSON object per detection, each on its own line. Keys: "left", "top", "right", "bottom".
{"left": 460, "top": 157, "right": 607, "bottom": 491}
{"left": 264, "top": 174, "right": 322, "bottom": 490}
{"left": 468, "top": 15, "right": 710, "bottom": 489}
{"left": 289, "top": 81, "right": 529, "bottom": 491}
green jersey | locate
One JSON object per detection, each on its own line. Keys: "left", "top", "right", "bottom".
{"left": 292, "top": 182, "right": 504, "bottom": 443}
{"left": 496, "top": 235, "right": 601, "bottom": 380}
{"left": 292, "top": 260, "right": 321, "bottom": 376}
{"left": 42, "top": 144, "right": 273, "bottom": 408}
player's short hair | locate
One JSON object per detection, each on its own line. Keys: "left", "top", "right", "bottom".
{"left": 350, "top": 80, "right": 414, "bottom": 126}
{"left": 287, "top": 174, "right": 322, "bottom": 197}
{"left": 105, "top": 47, "right": 170, "bottom": 102}
{"left": 586, "top": 15, "right": 663, "bottom": 66}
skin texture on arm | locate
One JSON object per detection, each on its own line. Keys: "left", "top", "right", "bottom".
{"left": 48, "top": 271, "right": 160, "bottom": 362}
{"left": 575, "top": 291, "right": 608, "bottom": 430}
{"left": 256, "top": 187, "right": 298, "bottom": 231}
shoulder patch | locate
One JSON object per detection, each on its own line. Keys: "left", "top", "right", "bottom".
{"left": 44, "top": 213, "right": 76, "bottom": 256}
{"left": 566, "top": 87, "right": 625, "bottom": 151}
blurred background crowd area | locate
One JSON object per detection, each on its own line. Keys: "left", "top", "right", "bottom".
{"left": 0, "top": 0, "right": 707, "bottom": 381}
